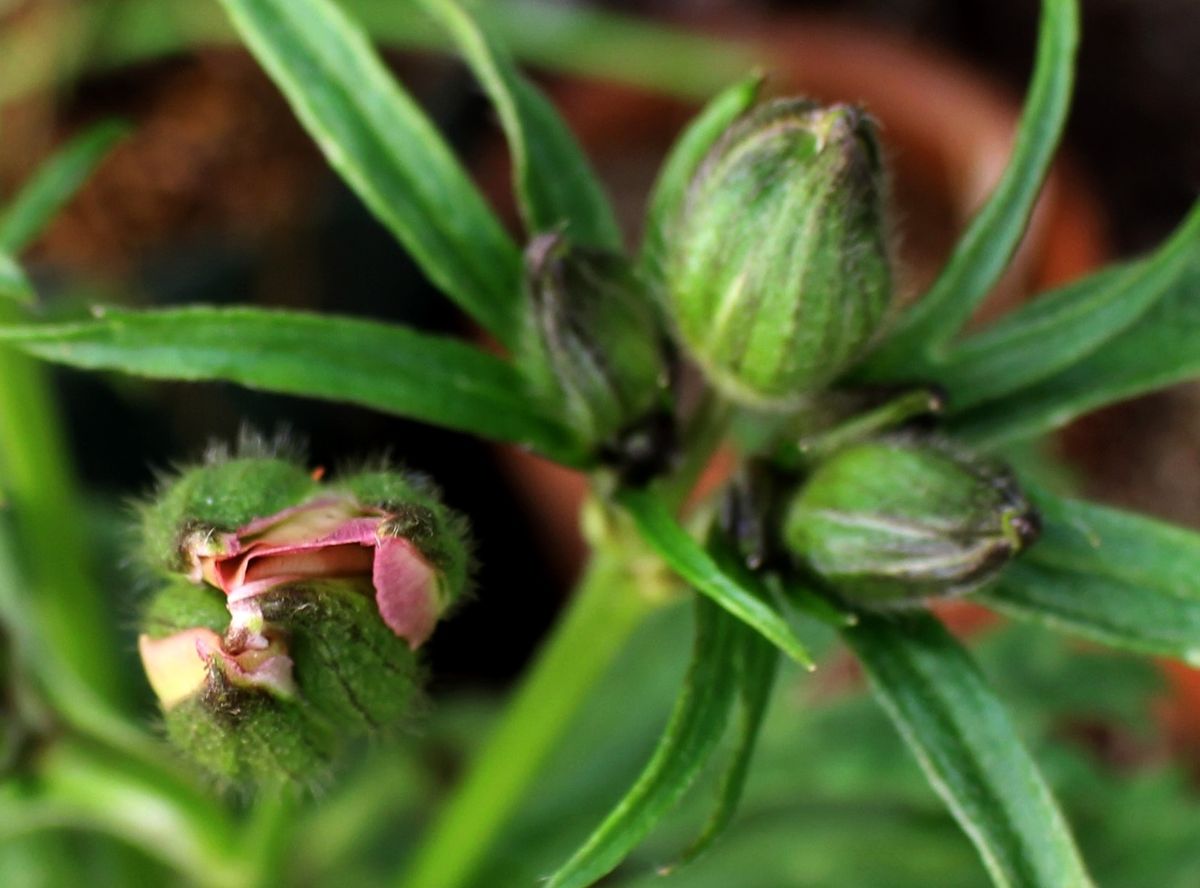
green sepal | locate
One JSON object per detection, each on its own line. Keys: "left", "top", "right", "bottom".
{"left": 260, "top": 580, "right": 420, "bottom": 733}
{"left": 150, "top": 578, "right": 419, "bottom": 789}
{"left": 640, "top": 73, "right": 762, "bottom": 295}
{"left": 137, "top": 449, "right": 316, "bottom": 577}
{"left": 335, "top": 468, "right": 472, "bottom": 609}
{"left": 140, "top": 576, "right": 229, "bottom": 641}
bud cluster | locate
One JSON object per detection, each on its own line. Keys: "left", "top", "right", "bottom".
{"left": 513, "top": 88, "right": 1040, "bottom": 608}
{"left": 136, "top": 449, "right": 469, "bottom": 786}
{"left": 648, "top": 94, "right": 1041, "bottom": 608}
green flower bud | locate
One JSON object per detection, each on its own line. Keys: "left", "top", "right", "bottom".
{"left": 139, "top": 577, "right": 418, "bottom": 788}
{"left": 523, "top": 233, "right": 673, "bottom": 475}
{"left": 135, "top": 448, "right": 470, "bottom": 787}
{"left": 783, "top": 436, "right": 1039, "bottom": 608}
{"left": 666, "top": 99, "right": 892, "bottom": 406}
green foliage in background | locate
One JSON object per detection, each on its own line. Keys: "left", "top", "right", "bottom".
{"left": 2, "top": 0, "right": 1200, "bottom": 886}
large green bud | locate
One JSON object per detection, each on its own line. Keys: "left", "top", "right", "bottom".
{"left": 666, "top": 99, "right": 891, "bottom": 406}
{"left": 135, "top": 447, "right": 469, "bottom": 787}
{"left": 523, "top": 233, "right": 673, "bottom": 477}
{"left": 783, "top": 436, "right": 1039, "bottom": 608}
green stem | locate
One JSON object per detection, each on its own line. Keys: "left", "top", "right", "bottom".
{"left": 401, "top": 401, "right": 732, "bottom": 888}
{"left": 397, "top": 547, "right": 665, "bottom": 888}
{"left": 780, "top": 387, "right": 944, "bottom": 468}
{"left": 0, "top": 303, "right": 122, "bottom": 705}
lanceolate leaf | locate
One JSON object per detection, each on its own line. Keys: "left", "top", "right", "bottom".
{"left": 843, "top": 612, "right": 1093, "bottom": 888}
{"left": 617, "top": 487, "right": 813, "bottom": 666}
{"left": 982, "top": 490, "right": 1200, "bottom": 661}
{"left": 671, "top": 619, "right": 778, "bottom": 869}
{"left": 0, "top": 306, "right": 583, "bottom": 462}
{"left": 639, "top": 74, "right": 761, "bottom": 293}
{"left": 545, "top": 596, "right": 740, "bottom": 888}
{"left": 0, "top": 121, "right": 128, "bottom": 254}
{"left": 949, "top": 251, "right": 1200, "bottom": 446}
{"left": 217, "top": 0, "right": 525, "bottom": 347}
{"left": 863, "top": 0, "right": 1078, "bottom": 373}
{"left": 0, "top": 253, "right": 34, "bottom": 305}
{"left": 417, "top": 0, "right": 621, "bottom": 249}
{"left": 938, "top": 200, "right": 1200, "bottom": 409}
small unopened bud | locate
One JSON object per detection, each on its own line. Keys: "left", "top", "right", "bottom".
{"left": 523, "top": 233, "right": 672, "bottom": 475}
{"left": 135, "top": 451, "right": 469, "bottom": 786}
{"left": 666, "top": 99, "right": 892, "bottom": 407}
{"left": 783, "top": 436, "right": 1039, "bottom": 608}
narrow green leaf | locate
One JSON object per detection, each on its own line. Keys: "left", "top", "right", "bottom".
{"left": 0, "top": 306, "right": 583, "bottom": 462}
{"left": 670, "top": 620, "right": 778, "bottom": 869}
{"left": 0, "top": 253, "right": 34, "bottom": 305}
{"left": 0, "top": 121, "right": 128, "bottom": 254}
{"left": 639, "top": 74, "right": 761, "bottom": 292}
{"left": 982, "top": 490, "right": 1200, "bottom": 662}
{"left": 217, "top": 0, "right": 525, "bottom": 347}
{"left": 617, "top": 487, "right": 813, "bottom": 666}
{"left": 938, "top": 200, "right": 1200, "bottom": 409}
{"left": 949, "top": 250, "right": 1200, "bottom": 446}
{"left": 843, "top": 612, "right": 1093, "bottom": 888}
{"left": 545, "top": 596, "right": 740, "bottom": 888}
{"left": 417, "top": 0, "right": 621, "bottom": 248}
{"left": 862, "top": 0, "right": 1078, "bottom": 373}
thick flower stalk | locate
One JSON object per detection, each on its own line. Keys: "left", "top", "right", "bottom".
{"left": 135, "top": 449, "right": 469, "bottom": 786}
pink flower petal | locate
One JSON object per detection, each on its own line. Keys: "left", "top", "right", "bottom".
{"left": 138, "top": 628, "right": 222, "bottom": 709}
{"left": 191, "top": 495, "right": 446, "bottom": 648}
{"left": 203, "top": 497, "right": 382, "bottom": 595}
{"left": 241, "top": 544, "right": 375, "bottom": 588}
{"left": 196, "top": 632, "right": 297, "bottom": 699}
{"left": 373, "top": 536, "right": 441, "bottom": 649}
{"left": 236, "top": 496, "right": 357, "bottom": 538}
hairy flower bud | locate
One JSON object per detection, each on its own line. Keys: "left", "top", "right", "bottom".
{"left": 135, "top": 448, "right": 469, "bottom": 786}
{"left": 666, "top": 99, "right": 891, "bottom": 406}
{"left": 523, "top": 233, "right": 672, "bottom": 474}
{"left": 783, "top": 437, "right": 1039, "bottom": 608}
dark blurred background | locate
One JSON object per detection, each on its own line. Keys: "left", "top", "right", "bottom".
{"left": 1, "top": 0, "right": 1197, "bottom": 694}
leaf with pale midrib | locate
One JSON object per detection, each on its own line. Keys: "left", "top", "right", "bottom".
{"left": 843, "top": 611, "right": 1093, "bottom": 888}
{"left": 861, "top": 0, "right": 1079, "bottom": 374}
{"left": 217, "top": 0, "right": 525, "bottom": 347}
{"left": 0, "top": 306, "right": 584, "bottom": 463}
{"left": 983, "top": 488, "right": 1200, "bottom": 662}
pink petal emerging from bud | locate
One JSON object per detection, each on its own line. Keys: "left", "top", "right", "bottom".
{"left": 138, "top": 628, "right": 222, "bottom": 709}
{"left": 197, "top": 632, "right": 297, "bottom": 700}
{"left": 374, "top": 537, "right": 441, "bottom": 648}
{"left": 138, "top": 626, "right": 298, "bottom": 708}
{"left": 190, "top": 496, "right": 444, "bottom": 648}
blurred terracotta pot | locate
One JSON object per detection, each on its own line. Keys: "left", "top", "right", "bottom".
{"left": 483, "top": 13, "right": 1110, "bottom": 586}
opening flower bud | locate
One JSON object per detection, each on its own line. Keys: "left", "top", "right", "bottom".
{"left": 666, "top": 99, "right": 892, "bottom": 406}
{"left": 523, "top": 233, "right": 673, "bottom": 474}
{"left": 135, "top": 452, "right": 470, "bottom": 786}
{"left": 783, "top": 436, "right": 1039, "bottom": 608}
